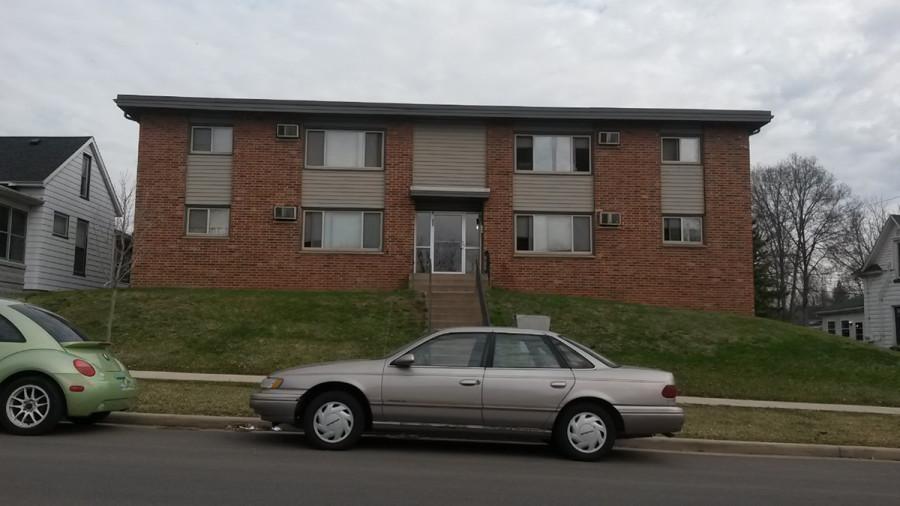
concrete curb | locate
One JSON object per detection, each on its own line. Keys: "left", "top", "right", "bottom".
{"left": 105, "top": 412, "right": 900, "bottom": 462}
{"left": 618, "top": 437, "right": 900, "bottom": 462}
{"left": 106, "top": 412, "right": 270, "bottom": 430}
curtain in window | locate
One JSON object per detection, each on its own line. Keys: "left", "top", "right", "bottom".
{"left": 533, "top": 215, "right": 572, "bottom": 251}
{"left": 324, "top": 212, "right": 361, "bottom": 248}
{"left": 325, "top": 131, "right": 364, "bottom": 168}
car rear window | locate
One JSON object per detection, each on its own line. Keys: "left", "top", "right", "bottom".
{"left": 558, "top": 335, "right": 619, "bottom": 368}
{"left": 10, "top": 304, "right": 88, "bottom": 343}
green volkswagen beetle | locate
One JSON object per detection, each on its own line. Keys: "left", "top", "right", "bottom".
{"left": 0, "top": 299, "right": 137, "bottom": 435}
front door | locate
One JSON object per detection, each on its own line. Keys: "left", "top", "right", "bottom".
{"left": 895, "top": 307, "right": 900, "bottom": 346}
{"left": 432, "top": 213, "right": 464, "bottom": 273}
{"left": 415, "top": 212, "right": 481, "bottom": 274}
{"left": 381, "top": 332, "right": 488, "bottom": 425}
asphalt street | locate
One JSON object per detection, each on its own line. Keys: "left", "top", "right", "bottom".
{"left": 1, "top": 424, "right": 898, "bottom": 506}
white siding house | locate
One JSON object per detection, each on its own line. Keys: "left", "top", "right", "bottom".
{"left": 0, "top": 137, "right": 122, "bottom": 291}
{"left": 859, "top": 215, "right": 900, "bottom": 348}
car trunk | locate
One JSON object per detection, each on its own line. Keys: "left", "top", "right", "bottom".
{"left": 62, "top": 342, "right": 123, "bottom": 373}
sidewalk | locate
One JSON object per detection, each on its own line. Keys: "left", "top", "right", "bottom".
{"left": 131, "top": 370, "right": 900, "bottom": 416}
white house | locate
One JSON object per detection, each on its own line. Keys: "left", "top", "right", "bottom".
{"left": 858, "top": 214, "right": 900, "bottom": 348}
{"left": 0, "top": 137, "right": 122, "bottom": 291}
{"left": 816, "top": 300, "right": 865, "bottom": 341}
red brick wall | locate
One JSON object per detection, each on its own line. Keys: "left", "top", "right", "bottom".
{"left": 483, "top": 122, "right": 754, "bottom": 315}
{"left": 132, "top": 112, "right": 413, "bottom": 290}
{"left": 132, "top": 112, "right": 753, "bottom": 314}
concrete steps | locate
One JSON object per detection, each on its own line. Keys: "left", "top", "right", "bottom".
{"left": 412, "top": 274, "right": 485, "bottom": 329}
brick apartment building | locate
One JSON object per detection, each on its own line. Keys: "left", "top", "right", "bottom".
{"left": 116, "top": 95, "right": 771, "bottom": 314}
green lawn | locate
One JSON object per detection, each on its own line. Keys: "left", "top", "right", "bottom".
{"left": 23, "top": 287, "right": 900, "bottom": 406}
{"left": 25, "top": 288, "right": 426, "bottom": 374}
{"left": 488, "top": 289, "right": 900, "bottom": 406}
{"left": 134, "top": 380, "right": 900, "bottom": 448}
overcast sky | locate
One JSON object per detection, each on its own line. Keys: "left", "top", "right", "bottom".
{"left": 1, "top": 0, "right": 898, "bottom": 204}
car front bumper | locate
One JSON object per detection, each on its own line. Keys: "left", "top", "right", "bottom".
{"left": 58, "top": 371, "right": 139, "bottom": 417}
{"left": 249, "top": 389, "right": 305, "bottom": 424}
{"left": 618, "top": 405, "right": 684, "bottom": 437}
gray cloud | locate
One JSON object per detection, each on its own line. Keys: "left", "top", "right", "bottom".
{"left": 1, "top": 0, "right": 898, "bottom": 204}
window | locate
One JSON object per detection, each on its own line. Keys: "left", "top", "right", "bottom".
{"left": 305, "top": 130, "right": 383, "bottom": 169}
{"left": 661, "top": 137, "right": 701, "bottom": 163}
{"left": 80, "top": 154, "right": 91, "bottom": 199}
{"left": 553, "top": 339, "right": 593, "bottom": 368}
{"left": 74, "top": 219, "right": 88, "bottom": 276}
{"left": 827, "top": 321, "right": 835, "bottom": 334}
{"left": 855, "top": 322, "right": 863, "bottom": 341}
{"left": 408, "top": 333, "right": 487, "bottom": 367}
{"left": 515, "top": 214, "right": 591, "bottom": 253}
{"left": 0, "top": 315, "right": 25, "bottom": 343}
{"left": 303, "top": 210, "right": 382, "bottom": 250}
{"left": 191, "top": 126, "right": 233, "bottom": 154}
{"left": 515, "top": 135, "right": 590, "bottom": 172}
{"left": 186, "top": 207, "right": 230, "bottom": 236}
{"left": 53, "top": 211, "right": 69, "bottom": 238}
{"left": 492, "top": 334, "right": 561, "bottom": 368}
{"left": 0, "top": 206, "right": 27, "bottom": 263}
{"left": 11, "top": 304, "right": 88, "bottom": 343}
{"left": 663, "top": 216, "right": 703, "bottom": 244}
{"left": 841, "top": 320, "right": 850, "bottom": 337}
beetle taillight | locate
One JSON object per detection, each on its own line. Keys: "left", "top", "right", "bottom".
{"left": 73, "top": 359, "right": 96, "bottom": 377}
{"left": 661, "top": 385, "right": 678, "bottom": 399}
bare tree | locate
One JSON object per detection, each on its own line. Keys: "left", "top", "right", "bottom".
{"left": 752, "top": 154, "right": 852, "bottom": 321}
{"left": 105, "top": 171, "right": 135, "bottom": 342}
{"left": 827, "top": 196, "right": 891, "bottom": 294}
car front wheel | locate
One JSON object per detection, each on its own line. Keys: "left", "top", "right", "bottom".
{"left": 554, "top": 403, "right": 617, "bottom": 461}
{"left": 301, "top": 391, "right": 365, "bottom": 451}
{"left": 1, "top": 376, "right": 65, "bottom": 436}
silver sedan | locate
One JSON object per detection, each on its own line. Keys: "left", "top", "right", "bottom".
{"left": 250, "top": 327, "right": 683, "bottom": 461}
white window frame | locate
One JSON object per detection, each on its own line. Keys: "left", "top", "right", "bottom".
{"left": 190, "top": 126, "right": 233, "bottom": 154}
{"left": 304, "top": 129, "right": 384, "bottom": 170}
{"left": 514, "top": 134, "right": 592, "bottom": 174}
{"left": 662, "top": 216, "right": 703, "bottom": 244}
{"left": 302, "top": 210, "right": 383, "bottom": 251}
{"left": 80, "top": 153, "right": 91, "bottom": 200}
{"left": 53, "top": 211, "right": 70, "bottom": 239}
{"left": 661, "top": 136, "right": 701, "bottom": 164}
{"left": 185, "top": 207, "right": 230, "bottom": 237}
{"left": 0, "top": 205, "right": 27, "bottom": 263}
{"left": 514, "top": 213, "right": 592, "bottom": 254}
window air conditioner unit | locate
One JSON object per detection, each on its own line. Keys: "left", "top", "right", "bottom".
{"left": 273, "top": 206, "right": 298, "bottom": 221}
{"left": 597, "top": 131, "right": 620, "bottom": 146}
{"left": 276, "top": 123, "right": 300, "bottom": 138}
{"left": 597, "top": 211, "right": 621, "bottom": 227}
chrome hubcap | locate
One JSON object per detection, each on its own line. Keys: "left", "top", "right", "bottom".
{"left": 5, "top": 385, "right": 51, "bottom": 429}
{"left": 567, "top": 412, "right": 607, "bottom": 453}
{"left": 313, "top": 401, "right": 353, "bottom": 443}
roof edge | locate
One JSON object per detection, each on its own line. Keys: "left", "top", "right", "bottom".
{"left": 114, "top": 94, "right": 773, "bottom": 129}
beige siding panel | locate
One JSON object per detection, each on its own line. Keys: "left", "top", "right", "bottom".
{"left": 186, "top": 155, "right": 232, "bottom": 205}
{"left": 661, "top": 165, "right": 704, "bottom": 214}
{"left": 302, "top": 169, "right": 384, "bottom": 208}
{"left": 513, "top": 174, "right": 593, "bottom": 212}
{"left": 413, "top": 124, "right": 486, "bottom": 187}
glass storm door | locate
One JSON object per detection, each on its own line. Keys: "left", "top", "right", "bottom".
{"left": 432, "top": 214, "right": 464, "bottom": 273}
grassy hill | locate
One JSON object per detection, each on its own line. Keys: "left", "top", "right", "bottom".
{"left": 23, "top": 287, "right": 900, "bottom": 406}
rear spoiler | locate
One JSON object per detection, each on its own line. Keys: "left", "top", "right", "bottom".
{"left": 61, "top": 341, "right": 113, "bottom": 349}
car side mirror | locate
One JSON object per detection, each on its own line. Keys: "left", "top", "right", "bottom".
{"left": 392, "top": 353, "right": 415, "bottom": 367}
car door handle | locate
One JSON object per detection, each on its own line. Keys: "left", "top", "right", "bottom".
{"left": 459, "top": 379, "right": 481, "bottom": 386}
{"left": 550, "top": 381, "right": 568, "bottom": 389}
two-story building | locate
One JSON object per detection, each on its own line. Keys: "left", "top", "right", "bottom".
{"left": 116, "top": 95, "right": 772, "bottom": 314}
{"left": 858, "top": 215, "right": 900, "bottom": 348}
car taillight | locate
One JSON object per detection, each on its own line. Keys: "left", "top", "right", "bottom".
{"left": 661, "top": 385, "right": 678, "bottom": 399}
{"left": 73, "top": 359, "right": 96, "bottom": 377}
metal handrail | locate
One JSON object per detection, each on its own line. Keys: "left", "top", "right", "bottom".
{"left": 475, "top": 257, "right": 491, "bottom": 326}
{"left": 427, "top": 257, "right": 433, "bottom": 331}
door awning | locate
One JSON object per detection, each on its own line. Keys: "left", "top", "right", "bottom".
{"left": 409, "top": 185, "right": 490, "bottom": 199}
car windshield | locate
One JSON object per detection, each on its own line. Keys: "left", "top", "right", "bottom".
{"left": 558, "top": 335, "right": 619, "bottom": 368}
{"left": 10, "top": 304, "right": 89, "bottom": 343}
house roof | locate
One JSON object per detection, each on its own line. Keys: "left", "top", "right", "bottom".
{"left": 0, "top": 137, "right": 92, "bottom": 184}
{"left": 115, "top": 95, "right": 774, "bottom": 131}
{"left": 859, "top": 215, "right": 900, "bottom": 274}
{"left": 816, "top": 296, "right": 865, "bottom": 316}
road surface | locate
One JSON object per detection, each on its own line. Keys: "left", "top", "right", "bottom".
{"left": 1, "top": 424, "right": 898, "bottom": 505}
